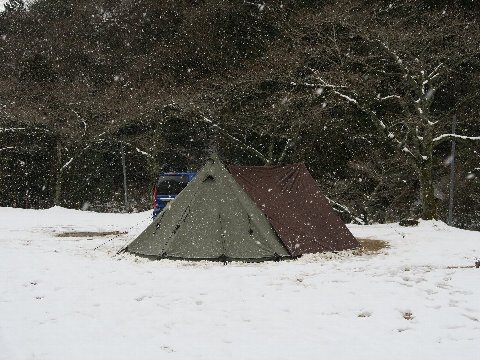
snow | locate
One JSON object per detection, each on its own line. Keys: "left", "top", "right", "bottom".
{"left": 433, "top": 133, "right": 480, "bottom": 143}
{"left": 333, "top": 90, "right": 358, "bottom": 104}
{"left": 379, "top": 95, "right": 401, "bottom": 101}
{"left": 60, "top": 157, "right": 74, "bottom": 171}
{"left": 135, "top": 147, "right": 152, "bottom": 157}
{"left": 1, "top": 207, "right": 480, "bottom": 360}
{"left": 0, "top": 146, "right": 15, "bottom": 152}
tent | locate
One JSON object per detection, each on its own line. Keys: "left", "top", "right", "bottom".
{"left": 125, "top": 155, "right": 359, "bottom": 261}
{"left": 125, "top": 154, "right": 290, "bottom": 261}
{"left": 229, "top": 163, "right": 359, "bottom": 256}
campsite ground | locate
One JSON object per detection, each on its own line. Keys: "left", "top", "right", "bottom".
{"left": 1, "top": 207, "right": 479, "bottom": 360}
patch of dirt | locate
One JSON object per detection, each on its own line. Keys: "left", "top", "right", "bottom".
{"left": 355, "top": 238, "right": 390, "bottom": 254}
{"left": 56, "top": 231, "right": 126, "bottom": 238}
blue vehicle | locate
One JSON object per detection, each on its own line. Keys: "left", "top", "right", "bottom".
{"left": 152, "top": 172, "right": 196, "bottom": 218}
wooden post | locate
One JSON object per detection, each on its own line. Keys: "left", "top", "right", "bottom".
{"left": 121, "top": 143, "right": 129, "bottom": 212}
{"left": 448, "top": 115, "right": 457, "bottom": 226}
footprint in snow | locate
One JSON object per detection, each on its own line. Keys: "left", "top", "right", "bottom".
{"left": 449, "top": 290, "right": 473, "bottom": 296}
{"left": 160, "top": 345, "right": 175, "bottom": 353}
{"left": 357, "top": 311, "right": 372, "bottom": 318}
{"left": 461, "top": 314, "right": 479, "bottom": 322}
{"left": 447, "top": 325, "right": 466, "bottom": 330}
{"left": 436, "top": 282, "right": 451, "bottom": 290}
{"left": 448, "top": 299, "right": 460, "bottom": 307}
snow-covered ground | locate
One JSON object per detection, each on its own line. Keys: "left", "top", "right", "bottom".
{"left": 0, "top": 1, "right": 8, "bottom": 12}
{"left": 1, "top": 207, "right": 479, "bottom": 360}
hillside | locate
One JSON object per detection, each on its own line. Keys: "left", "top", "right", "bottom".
{"left": 0, "top": 0, "right": 479, "bottom": 227}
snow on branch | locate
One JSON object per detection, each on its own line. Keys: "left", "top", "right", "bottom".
{"left": 322, "top": 85, "right": 417, "bottom": 161}
{"left": 118, "top": 141, "right": 153, "bottom": 158}
{"left": 72, "top": 110, "right": 87, "bottom": 137}
{"left": 433, "top": 133, "right": 480, "bottom": 144}
{"left": 302, "top": 74, "right": 418, "bottom": 159}
{"left": 0, "top": 127, "right": 50, "bottom": 133}
{"left": 377, "top": 40, "right": 423, "bottom": 90}
{"left": 380, "top": 42, "right": 408, "bottom": 72}
{"left": 325, "top": 197, "right": 365, "bottom": 225}
{"left": 135, "top": 147, "right": 153, "bottom": 158}
{"left": 243, "top": 1, "right": 265, "bottom": 11}
{"left": 61, "top": 157, "right": 74, "bottom": 171}
{"left": 201, "top": 117, "right": 213, "bottom": 124}
{"left": 428, "top": 63, "right": 443, "bottom": 79}
{"left": 0, "top": 127, "right": 26, "bottom": 133}
{"left": 200, "top": 115, "right": 269, "bottom": 164}
{"left": 332, "top": 90, "right": 358, "bottom": 104}
{"left": 60, "top": 137, "right": 152, "bottom": 173}
{"left": 0, "top": 146, "right": 15, "bottom": 152}
{"left": 377, "top": 95, "right": 401, "bottom": 101}
{"left": 296, "top": 71, "right": 349, "bottom": 89}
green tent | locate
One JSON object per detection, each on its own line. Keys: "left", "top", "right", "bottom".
{"left": 125, "top": 154, "right": 290, "bottom": 261}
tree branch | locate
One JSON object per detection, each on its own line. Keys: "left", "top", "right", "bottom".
{"left": 433, "top": 133, "right": 480, "bottom": 144}
{"left": 325, "top": 196, "right": 365, "bottom": 225}
{"left": 200, "top": 116, "right": 269, "bottom": 164}
{"left": 312, "top": 83, "right": 419, "bottom": 161}
{"left": 0, "top": 127, "right": 51, "bottom": 134}
{"left": 0, "top": 146, "right": 15, "bottom": 152}
{"left": 60, "top": 137, "right": 152, "bottom": 173}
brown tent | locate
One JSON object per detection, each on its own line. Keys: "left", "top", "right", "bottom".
{"left": 229, "top": 162, "right": 359, "bottom": 256}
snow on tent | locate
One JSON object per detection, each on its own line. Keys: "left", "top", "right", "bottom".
{"left": 124, "top": 154, "right": 290, "bottom": 261}
{"left": 228, "top": 163, "right": 359, "bottom": 256}
{"left": 125, "top": 155, "right": 359, "bottom": 261}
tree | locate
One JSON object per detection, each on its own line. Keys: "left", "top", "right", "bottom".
{"left": 4, "top": 0, "right": 25, "bottom": 12}
{"left": 296, "top": 4, "right": 480, "bottom": 220}
{"left": 1, "top": 0, "right": 479, "bottom": 225}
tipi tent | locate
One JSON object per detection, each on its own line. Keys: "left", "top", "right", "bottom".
{"left": 229, "top": 163, "right": 359, "bottom": 256}
{"left": 125, "top": 155, "right": 359, "bottom": 261}
{"left": 125, "top": 155, "right": 290, "bottom": 261}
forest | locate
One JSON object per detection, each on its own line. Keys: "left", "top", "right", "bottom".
{"left": 0, "top": 0, "right": 479, "bottom": 229}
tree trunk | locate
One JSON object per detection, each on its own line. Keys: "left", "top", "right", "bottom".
{"left": 267, "top": 139, "right": 275, "bottom": 165}
{"left": 418, "top": 125, "right": 437, "bottom": 220}
{"left": 54, "top": 142, "right": 63, "bottom": 207}
{"left": 121, "top": 143, "right": 129, "bottom": 212}
{"left": 419, "top": 162, "right": 436, "bottom": 220}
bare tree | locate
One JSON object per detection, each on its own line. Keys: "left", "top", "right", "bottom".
{"left": 298, "top": 10, "right": 480, "bottom": 220}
